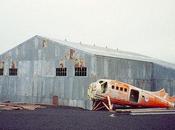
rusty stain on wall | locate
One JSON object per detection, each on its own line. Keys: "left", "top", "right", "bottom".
{"left": 74, "top": 58, "right": 85, "bottom": 67}
{"left": 61, "top": 49, "right": 86, "bottom": 67}
{"left": 80, "top": 59, "right": 85, "bottom": 67}
{"left": 59, "top": 59, "right": 65, "bottom": 68}
{"left": 11, "top": 61, "right": 16, "bottom": 68}
{"left": 70, "top": 49, "right": 75, "bottom": 59}
{"left": 42, "top": 39, "right": 48, "bottom": 48}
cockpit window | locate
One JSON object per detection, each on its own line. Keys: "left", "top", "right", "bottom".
{"left": 99, "top": 81, "right": 104, "bottom": 84}
{"left": 101, "top": 82, "right": 107, "bottom": 93}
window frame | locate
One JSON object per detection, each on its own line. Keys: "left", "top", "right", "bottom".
{"left": 0, "top": 69, "right": 3, "bottom": 76}
{"left": 116, "top": 86, "right": 119, "bottom": 90}
{"left": 9, "top": 68, "right": 18, "bottom": 76}
{"left": 112, "top": 85, "right": 115, "bottom": 89}
{"left": 75, "top": 67, "right": 87, "bottom": 76}
{"left": 56, "top": 68, "right": 67, "bottom": 76}
{"left": 120, "top": 87, "right": 123, "bottom": 91}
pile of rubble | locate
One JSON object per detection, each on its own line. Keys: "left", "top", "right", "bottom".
{"left": 0, "top": 102, "right": 47, "bottom": 111}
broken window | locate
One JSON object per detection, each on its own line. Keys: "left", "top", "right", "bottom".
{"left": 75, "top": 67, "right": 87, "bottom": 76}
{"left": 124, "top": 88, "right": 127, "bottom": 92}
{"left": 9, "top": 61, "right": 17, "bottom": 76}
{"left": 130, "top": 89, "right": 139, "bottom": 103}
{"left": 99, "top": 81, "right": 104, "bottom": 84}
{"left": 9, "top": 68, "right": 17, "bottom": 76}
{"left": 0, "top": 69, "right": 3, "bottom": 75}
{"left": 56, "top": 68, "right": 67, "bottom": 76}
{"left": 116, "top": 86, "right": 119, "bottom": 90}
{"left": 0, "top": 61, "right": 4, "bottom": 76}
{"left": 112, "top": 85, "right": 115, "bottom": 89}
{"left": 101, "top": 82, "right": 107, "bottom": 93}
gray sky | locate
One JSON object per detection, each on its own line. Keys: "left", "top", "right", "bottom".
{"left": 0, "top": 0, "right": 175, "bottom": 64}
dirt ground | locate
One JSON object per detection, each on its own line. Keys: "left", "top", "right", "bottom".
{"left": 0, "top": 106, "right": 175, "bottom": 130}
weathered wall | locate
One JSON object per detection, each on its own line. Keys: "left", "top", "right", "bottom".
{"left": 94, "top": 56, "right": 175, "bottom": 96}
{"left": 152, "top": 64, "right": 175, "bottom": 96}
{"left": 0, "top": 35, "right": 175, "bottom": 110}
{"left": 0, "top": 36, "right": 94, "bottom": 109}
{"left": 95, "top": 55, "right": 153, "bottom": 90}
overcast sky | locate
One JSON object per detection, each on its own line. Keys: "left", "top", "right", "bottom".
{"left": 0, "top": 0, "right": 175, "bottom": 64}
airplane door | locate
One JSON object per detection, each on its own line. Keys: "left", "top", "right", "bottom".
{"left": 129, "top": 89, "right": 139, "bottom": 103}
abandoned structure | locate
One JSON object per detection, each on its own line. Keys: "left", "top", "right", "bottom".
{"left": 0, "top": 35, "right": 175, "bottom": 109}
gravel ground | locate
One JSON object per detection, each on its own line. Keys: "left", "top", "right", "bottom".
{"left": 0, "top": 106, "right": 175, "bottom": 130}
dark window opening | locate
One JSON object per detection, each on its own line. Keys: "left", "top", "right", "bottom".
{"left": 130, "top": 89, "right": 139, "bottom": 103}
{"left": 9, "top": 68, "right": 17, "bottom": 76}
{"left": 112, "top": 85, "right": 114, "bottom": 89}
{"left": 75, "top": 67, "right": 87, "bottom": 76}
{"left": 0, "top": 69, "right": 3, "bottom": 75}
{"left": 99, "top": 81, "right": 104, "bottom": 84}
{"left": 101, "top": 82, "right": 107, "bottom": 93}
{"left": 120, "top": 87, "right": 123, "bottom": 91}
{"left": 124, "top": 88, "right": 127, "bottom": 92}
{"left": 56, "top": 68, "right": 67, "bottom": 76}
{"left": 116, "top": 86, "right": 119, "bottom": 90}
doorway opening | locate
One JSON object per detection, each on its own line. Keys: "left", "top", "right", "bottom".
{"left": 129, "top": 89, "right": 139, "bottom": 103}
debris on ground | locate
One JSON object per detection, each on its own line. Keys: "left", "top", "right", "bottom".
{"left": 115, "top": 108, "right": 175, "bottom": 115}
{"left": 0, "top": 102, "right": 47, "bottom": 111}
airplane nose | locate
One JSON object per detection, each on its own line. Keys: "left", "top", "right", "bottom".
{"left": 88, "top": 83, "right": 97, "bottom": 100}
{"left": 88, "top": 82, "right": 103, "bottom": 100}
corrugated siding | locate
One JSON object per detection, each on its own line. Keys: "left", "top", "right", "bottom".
{"left": 152, "top": 64, "right": 175, "bottom": 96}
{"left": 0, "top": 36, "right": 175, "bottom": 109}
{"left": 95, "top": 55, "right": 153, "bottom": 90}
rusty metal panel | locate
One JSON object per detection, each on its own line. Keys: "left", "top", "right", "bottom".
{"left": 133, "top": 79, "right": 152, "bottom": 90}
{"left": 33, "top": 60, "right": 55, "bottom": 77}
{"left": 54, "top": 77, "right": 64, "bottom": 99}
{"left": 153, "top": 64, "right": 175, "bottom": 80}
{"left": 64, "top": 77, "right": 72, "bottom": 99}
{"left": 96, "top": 56, "right": 105, "bottom": 78}
{"left": 90, "top": 56, "right": 97, "bottom": 81}
{"left": 95, "top": 55, "right": 153, "bottom": 90}
{"left": 116, "top": 59, "right": 130, "bottom": 80}
{"left": 72, "top": 78, "right": 80, "bottom": 100}
{"left": 0, "top": 77, "right": 8, "bottom": 101}
{"left": 152, "top": 64, "right": 175, "bottom": 96}
{"left": 108, "top": 57, "right": 116, "bottom": 79}
{"left": 18, "top": 61, "right": 33, "bottom": 77}
{"left": 153, "top": 79, "right": 175, "bottom": 96}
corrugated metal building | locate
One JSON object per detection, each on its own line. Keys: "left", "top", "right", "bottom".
{"left": 0, "top": 35, "right": 175, "bottom": 109}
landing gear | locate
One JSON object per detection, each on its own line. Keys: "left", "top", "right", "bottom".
{"left": 92, "top": 96, "right": 113, "bottom": 111}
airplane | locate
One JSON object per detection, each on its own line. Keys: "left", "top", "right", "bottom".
{"left": 87, "top": 79, "right": 175, "bottom": 111}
